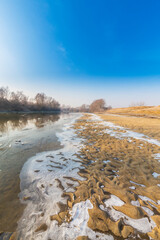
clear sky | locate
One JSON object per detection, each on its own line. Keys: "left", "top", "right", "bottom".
{"left": 0, "top": 0, "right": 160, "bottom": 107}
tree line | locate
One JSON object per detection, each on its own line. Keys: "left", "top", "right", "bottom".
{"left": 0, "top": 86, "right": 111, "bottom": 113}
{"left": 62, "top": 99, "right": 112, "bottom": 113}
{"left": 0, "top": 87, "right": 60, "bottom": 112}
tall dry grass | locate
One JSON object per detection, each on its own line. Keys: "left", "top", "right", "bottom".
{"left": 107, "top": 106, "right": 160, "bottom": 118}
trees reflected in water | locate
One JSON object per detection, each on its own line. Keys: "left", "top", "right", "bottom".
{"left": 0, "top": 114, "right": 60, "bottom": 133}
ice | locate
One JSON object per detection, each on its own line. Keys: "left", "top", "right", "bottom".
{"left": 103, "top": 160, "right": 110, "bottom": 164}
{"left": 131, "top": 200, "right": 140, "bottom": 207}
{"left": 152, "top": 172, "right": 160, "bottom": 178}
{"left": 138, "top": 195, "right": 156, "bottom": 204}
{"left": 141, "top": 206, "right": 154, "bottom": 216}
{"left": 103, "top": 195, "right": 124, "bottom": 207}
{"left": 129, "top": 186, "right": 136, "bottom": 190}
{"left": 69, "top": 200, "right": 93, "bottom": 231}
{"left": 130, "top": 180, "right": 145, "bottom": 187}
{"left": 67, "top": 200, "right": 114, "bottom": 240}
{"left": 100, "top": 195, "right": 156, "bottom": 233}
{"left": 154, "top": 153, "right": 160, "bottom": 161}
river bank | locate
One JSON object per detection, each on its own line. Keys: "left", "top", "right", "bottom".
{"left": 71, "top": 114, "right": 160, "bottom": 239}
{"left": 43, "top": 113, "right": 160, "bottom": 239}
{"left": 1, "top": 113, "right": 160, "bottom": 239}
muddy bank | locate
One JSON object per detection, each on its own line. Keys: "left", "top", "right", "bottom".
{"left": 49, "top": 114, "right": 160, "bottom": 239}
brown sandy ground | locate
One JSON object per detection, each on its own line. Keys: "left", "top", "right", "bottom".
{"left": 106, "top": 106, "right": 160, "bottom": 118}
{"left": 50, "top": 114, "right": 160, "bottom": 240}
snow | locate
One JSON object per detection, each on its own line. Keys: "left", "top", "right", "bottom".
{"left": 129, "top": 186, "right": 136, "bottom": 190}
{"left": 138, "top": 195, "right": 156, "bottom": 204}
{"left": 141, "top": 206, "right": 154, "bottom": 216}
{"left": 152, "top": 172, "right": 160, "bottom": 178}
{"left": 131, "top": 200, "right": 140, "bottom": 207}
{"left": 103, "top": 160, "right": 111, "bottom": 164}
{"left": 130, "top": 180, "right": 145, "bottom": 188}
{"left": 154, "top": 153, "right": 160, "bottom": 161}
{"left": 102, "top": 195, "right": 124, "bottom": 207}
{"left": 100, "top": 195, "right": 156, "bottom": 234}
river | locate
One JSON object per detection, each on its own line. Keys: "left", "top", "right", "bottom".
{"left": 0, "top": 113, "right": 79, "bottom": 235}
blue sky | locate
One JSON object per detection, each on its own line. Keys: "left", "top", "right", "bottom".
{"left": 0, "top": 0, "right": 160, "bottom": 107}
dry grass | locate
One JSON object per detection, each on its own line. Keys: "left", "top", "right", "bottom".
{"left": 107, "top": 106, "right": 160, "bottom": 118}
{"left": 99, "top": 113, "right": 160, "bottom": 141}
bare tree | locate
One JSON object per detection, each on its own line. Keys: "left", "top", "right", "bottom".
{"left": 0, "top": 87, "right": 9, "bottom": 99}
{"left": 34, "top": 93, "right": 60, "bottom": 110}
{"left": 50, "top": 99, "right": 60, "bottom": 110}
{"left": 79, "top": 104, "right": 89, "bottom": 112}
{"left": 10, "top": 91, "right": 28, "bottom": 104}
{"left": 35, "top": 93, "right": 46, "bottom": 107}
{"left": 129, "top": 102, "right": 145, "bottom": 107}
{"left": 89, "top": 99, "right": 106, "bottom": 112}
{"left": 0, "top": 86, "right": 60, "bottom": 112}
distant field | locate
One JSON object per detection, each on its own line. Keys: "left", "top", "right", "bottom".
{"left": 99, "top": 109, "right": 160, "bottom": 141}
{"left": 106, "top": 106, "right": 160, "bottom": 118}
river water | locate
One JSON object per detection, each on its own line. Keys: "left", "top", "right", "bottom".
{"left": 0, "top": 113, "right": 79, "bottom": 234}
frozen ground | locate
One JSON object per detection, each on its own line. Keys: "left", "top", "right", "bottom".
{"left": 17, "top": 114, "right": 114, "bottom": 240}
{"left": 17, "top": 113, "right": 160, "bottom": 239}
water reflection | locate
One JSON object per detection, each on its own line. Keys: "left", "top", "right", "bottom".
{"left": 0, "top": 113, "right": 60, "bottom": 133}
{"left": 0, "top": 113, "right": 61, "bottom": 232}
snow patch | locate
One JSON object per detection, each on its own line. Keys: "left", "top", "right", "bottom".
{"left": 129, "top": 186, "right": 136, "bottom": 190}
{"left": 131, "top": 200, "right": 140, "bottom": 207}
{"left": 152, "top": 172, "right": 160, "bottom": 178}
{"left": 154, "top": 153, "right": 160, "bottom": 160}
{"left": 100, "top": 195, "right": 156, "bottom": 234}
{"left": 103, "top": 160, "right": 110, "bottom": 164}
{"left": 103, "top": 195, "right": 124, "bottom": 207}
{"left": 130, "top": 180, "right": 145, "bottom": 188}
{"left": 138, "top": 195, "right": 156, "bottom": 204}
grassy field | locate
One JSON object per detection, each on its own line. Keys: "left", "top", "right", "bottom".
{"left": 106, "top": 105, "right": 160, "bottom": 118}
{"left": 98, "top": 112, "right": 160, "bottom": 141}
